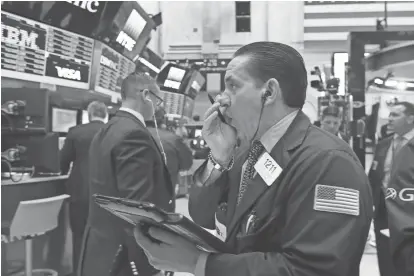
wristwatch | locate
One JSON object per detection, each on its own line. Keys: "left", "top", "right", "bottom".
{"left": 208, "top": 151, "right": 234, "bottom": 172}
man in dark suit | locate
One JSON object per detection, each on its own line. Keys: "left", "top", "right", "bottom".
{"left": 134, "top": 42, "right": 373, "bottom": 276}
{"left": 369, "top": 136, "right": 401, "bottom": 276}
{"left": 60, "top": 101, "right": 108, "bottom": 273}
{"left": 146, "top": 109, "right": 193, "bottom": 205}
{"left": 380, "top": 123, "right": 394, "bottom": 141}
{"left": 384, "top": 102, "right": 414, "bottom": 276}
{"left": 369, "top": 102, "right": 414, "bottom": 276}
{"left": 78, "top": 73, "right": 174, "bottom": 276}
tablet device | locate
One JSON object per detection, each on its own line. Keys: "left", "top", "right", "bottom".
{"left": 93, "top": 194, "right": 232, "bottom": 253}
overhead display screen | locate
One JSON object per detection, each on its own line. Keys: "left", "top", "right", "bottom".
{"left": 156, "top": 63, "right": 189, "bottom": 94}
{"left": 94, "top": 1, "right": 155, "bottom": 61}
{"left": 91, "top": 41, "right": 136, "bottom": 100}
{"left": 136, "top": 47, "right": 164, "bottom": 78}
{"left": 1, "top": 11, "right": 93, "bottom": 89}
{"left": 1, "top": 11, "right": 47, "bottom": 76}
{"left": 1, "top": 1, "right": 156, "bottom": 62}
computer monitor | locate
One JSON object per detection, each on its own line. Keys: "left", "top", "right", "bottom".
{"left": 82, "top": 110, "right": 89, "bottom": 124}
{"left": 52, "top": 107, "right": 77, "bottom": 133}
{"left": 195, "top": 129, "right": 202, "bottom": 137}
{"left": 157, "top": 63, "right": 189, "bottom": 93}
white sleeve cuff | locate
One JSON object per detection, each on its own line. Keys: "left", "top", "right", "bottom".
{"left": 194, "top": 251, "right": 210, "bottom": 276}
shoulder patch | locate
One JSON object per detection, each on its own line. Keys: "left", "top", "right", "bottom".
{"left": 314, "top": 184, "right": 360, "bottom": 216}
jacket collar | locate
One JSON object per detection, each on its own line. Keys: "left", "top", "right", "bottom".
{"left": 119, "top": 107, "right": 146, "bottom": 127}
{"left": 227, "top": 111, "right": 311, "bottom": 237}
{"left": 115, "top": 110, "right": 146, "bottom": 129}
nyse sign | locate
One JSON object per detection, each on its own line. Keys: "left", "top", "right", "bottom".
{"left": 116, "top": 31, "right": 136, "bottom": 51}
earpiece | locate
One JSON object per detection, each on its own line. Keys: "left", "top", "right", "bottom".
{"left": 262, "top": 91, "right": 271, "bottom": 103}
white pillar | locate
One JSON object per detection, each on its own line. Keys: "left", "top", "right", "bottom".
{"left": 138, "top": 1, "right": 162, "bottom": 55}
{"left": 266, "top": 1, "right": 304, "bottom": 55}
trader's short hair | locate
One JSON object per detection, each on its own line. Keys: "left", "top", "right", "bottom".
{"left": 234, "top": 42, "right": 308, "bottom": 108}
{"left": 394, "top": 101, "right": 414, "bottom": 118}
{"left": 322, "top": 106, "right": 341, "bottom": 119}
{"left": 87, "top": 101, "right": 107, "bottom": 119}
{"left": 121, "top": 72, "right": 157, "bottom": 100}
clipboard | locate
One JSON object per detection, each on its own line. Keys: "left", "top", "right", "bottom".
{"left": 93, "top": 194, "right": 232, "bottom": 253}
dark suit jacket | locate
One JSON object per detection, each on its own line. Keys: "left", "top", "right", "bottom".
{"left": 380, "top": 124, "right": 394, "bottom": 141}
{"left": 385, "top": 136, "right": 414, "bottom": 275}
{"left": 368, "top": 137, "right": 401, "bottom": 276}
{"left": 147, "top": 125, "right": 193, "bottom": 187}
{"left": 189, "top": 111, "right": 373, "bottom": 276}
{"left": 368, "top": 137, "right": 392, "bottom": 229}
{"left": 78, "top": 111, "right": 174, "bottom": 276}
{"left": 60, "top": 120, "right": 105, "bottom": 205}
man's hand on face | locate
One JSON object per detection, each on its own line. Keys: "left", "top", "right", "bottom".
{"left": 202, "top": 96, "right": 238, "bottom": 166}
{"left": 134, "top": 225, "right": 202, "bottom": 274}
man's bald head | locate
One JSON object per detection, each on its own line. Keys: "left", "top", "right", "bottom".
{"left": 121, "top": 72, "right": 159, "bottom": 100}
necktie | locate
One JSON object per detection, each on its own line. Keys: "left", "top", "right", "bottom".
{"left": 393, "top": 136, "right": 405, "bottom": 155}
{"left": 237, "top": 141, "right": 265, "bottom": 205}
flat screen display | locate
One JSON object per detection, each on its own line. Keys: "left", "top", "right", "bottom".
{"left": 92, "top": 41, "right": 136, "bottom": 99}
{"left": 82, "top": 110, "right": 89, "bottom": 124}
{"left": 157, "top": 63, "right": 189, "bottom": 93}
{"left": 52, "top": 107, "right": 77, "bottom": 133}
{"left": 94, "top": 1, "right": 155, "bottom": 61}
{"left": 165, "top": 67, "right": 186, "bottom": 89}
{"left": 1, "top": 11, "right": 93, "bottom": 89}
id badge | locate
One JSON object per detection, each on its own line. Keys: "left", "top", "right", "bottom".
{"left": 214, "top": 213, "right": 227, "bottom": 242}
{"left": 254, "top": 152, "right": 282, "bottom": 186}
{"left": 371, "top": 160, "right": 378, "bottom": 171}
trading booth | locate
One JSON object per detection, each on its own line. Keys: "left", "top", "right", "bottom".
{"left": 1, "top": 2, "right": 157, "bottom": 275}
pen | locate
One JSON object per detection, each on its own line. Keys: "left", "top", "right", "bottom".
{"left": 207, "top": 94, "right": 226, "bottom": 123}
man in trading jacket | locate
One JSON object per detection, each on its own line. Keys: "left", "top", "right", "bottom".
{"left": 134, "top": 42, "right": 373, "bottom": 276}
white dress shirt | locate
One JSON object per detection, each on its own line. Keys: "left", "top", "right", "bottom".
{"left": 119, "top": 107, "right": 146, "bottom": 127}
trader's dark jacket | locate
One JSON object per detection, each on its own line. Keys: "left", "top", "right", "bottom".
{"left": 78, "top": 111, "right": 174, "bottom": 276}
{"left": 60, "top": 120, "right": 105, "bottom": 205}
{"left": 147, "top": 124, "right": 193, "bottom": 189}
{"left": 60, "top": 120, "right": 105, "bottom": 272}
{"left": 385, "top": 136, "right": 414, "bottom": 275}
{"left": 368, "top": 137, "right": 401, "bottom": 276}
{"left": 189, "top": 111, "right": 373, "bottom": 276}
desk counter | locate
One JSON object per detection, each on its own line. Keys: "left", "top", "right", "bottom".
{"left": 1, "top": 175, "right": 68, "bottom": 186}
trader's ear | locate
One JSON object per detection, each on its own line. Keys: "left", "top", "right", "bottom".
{"left": 262, "top": 78, "right": 281, "bottom": 106}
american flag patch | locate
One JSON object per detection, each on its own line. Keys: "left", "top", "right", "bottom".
{"left": 313, "top": 184, "right": 360, "bottom": 216}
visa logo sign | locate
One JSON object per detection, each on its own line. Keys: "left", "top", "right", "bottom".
{"left": 55, "top": 66, "right": 81, "bottom": 81}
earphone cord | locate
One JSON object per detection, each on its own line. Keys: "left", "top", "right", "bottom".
{"left": 150, "top": 101, "right": 168, "bottom": 165}
{"left": 153, "top": 117, "right": 168, "bottom": 165}
{"left": 250, "top": 97, "right": 266, "bottom": 145}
